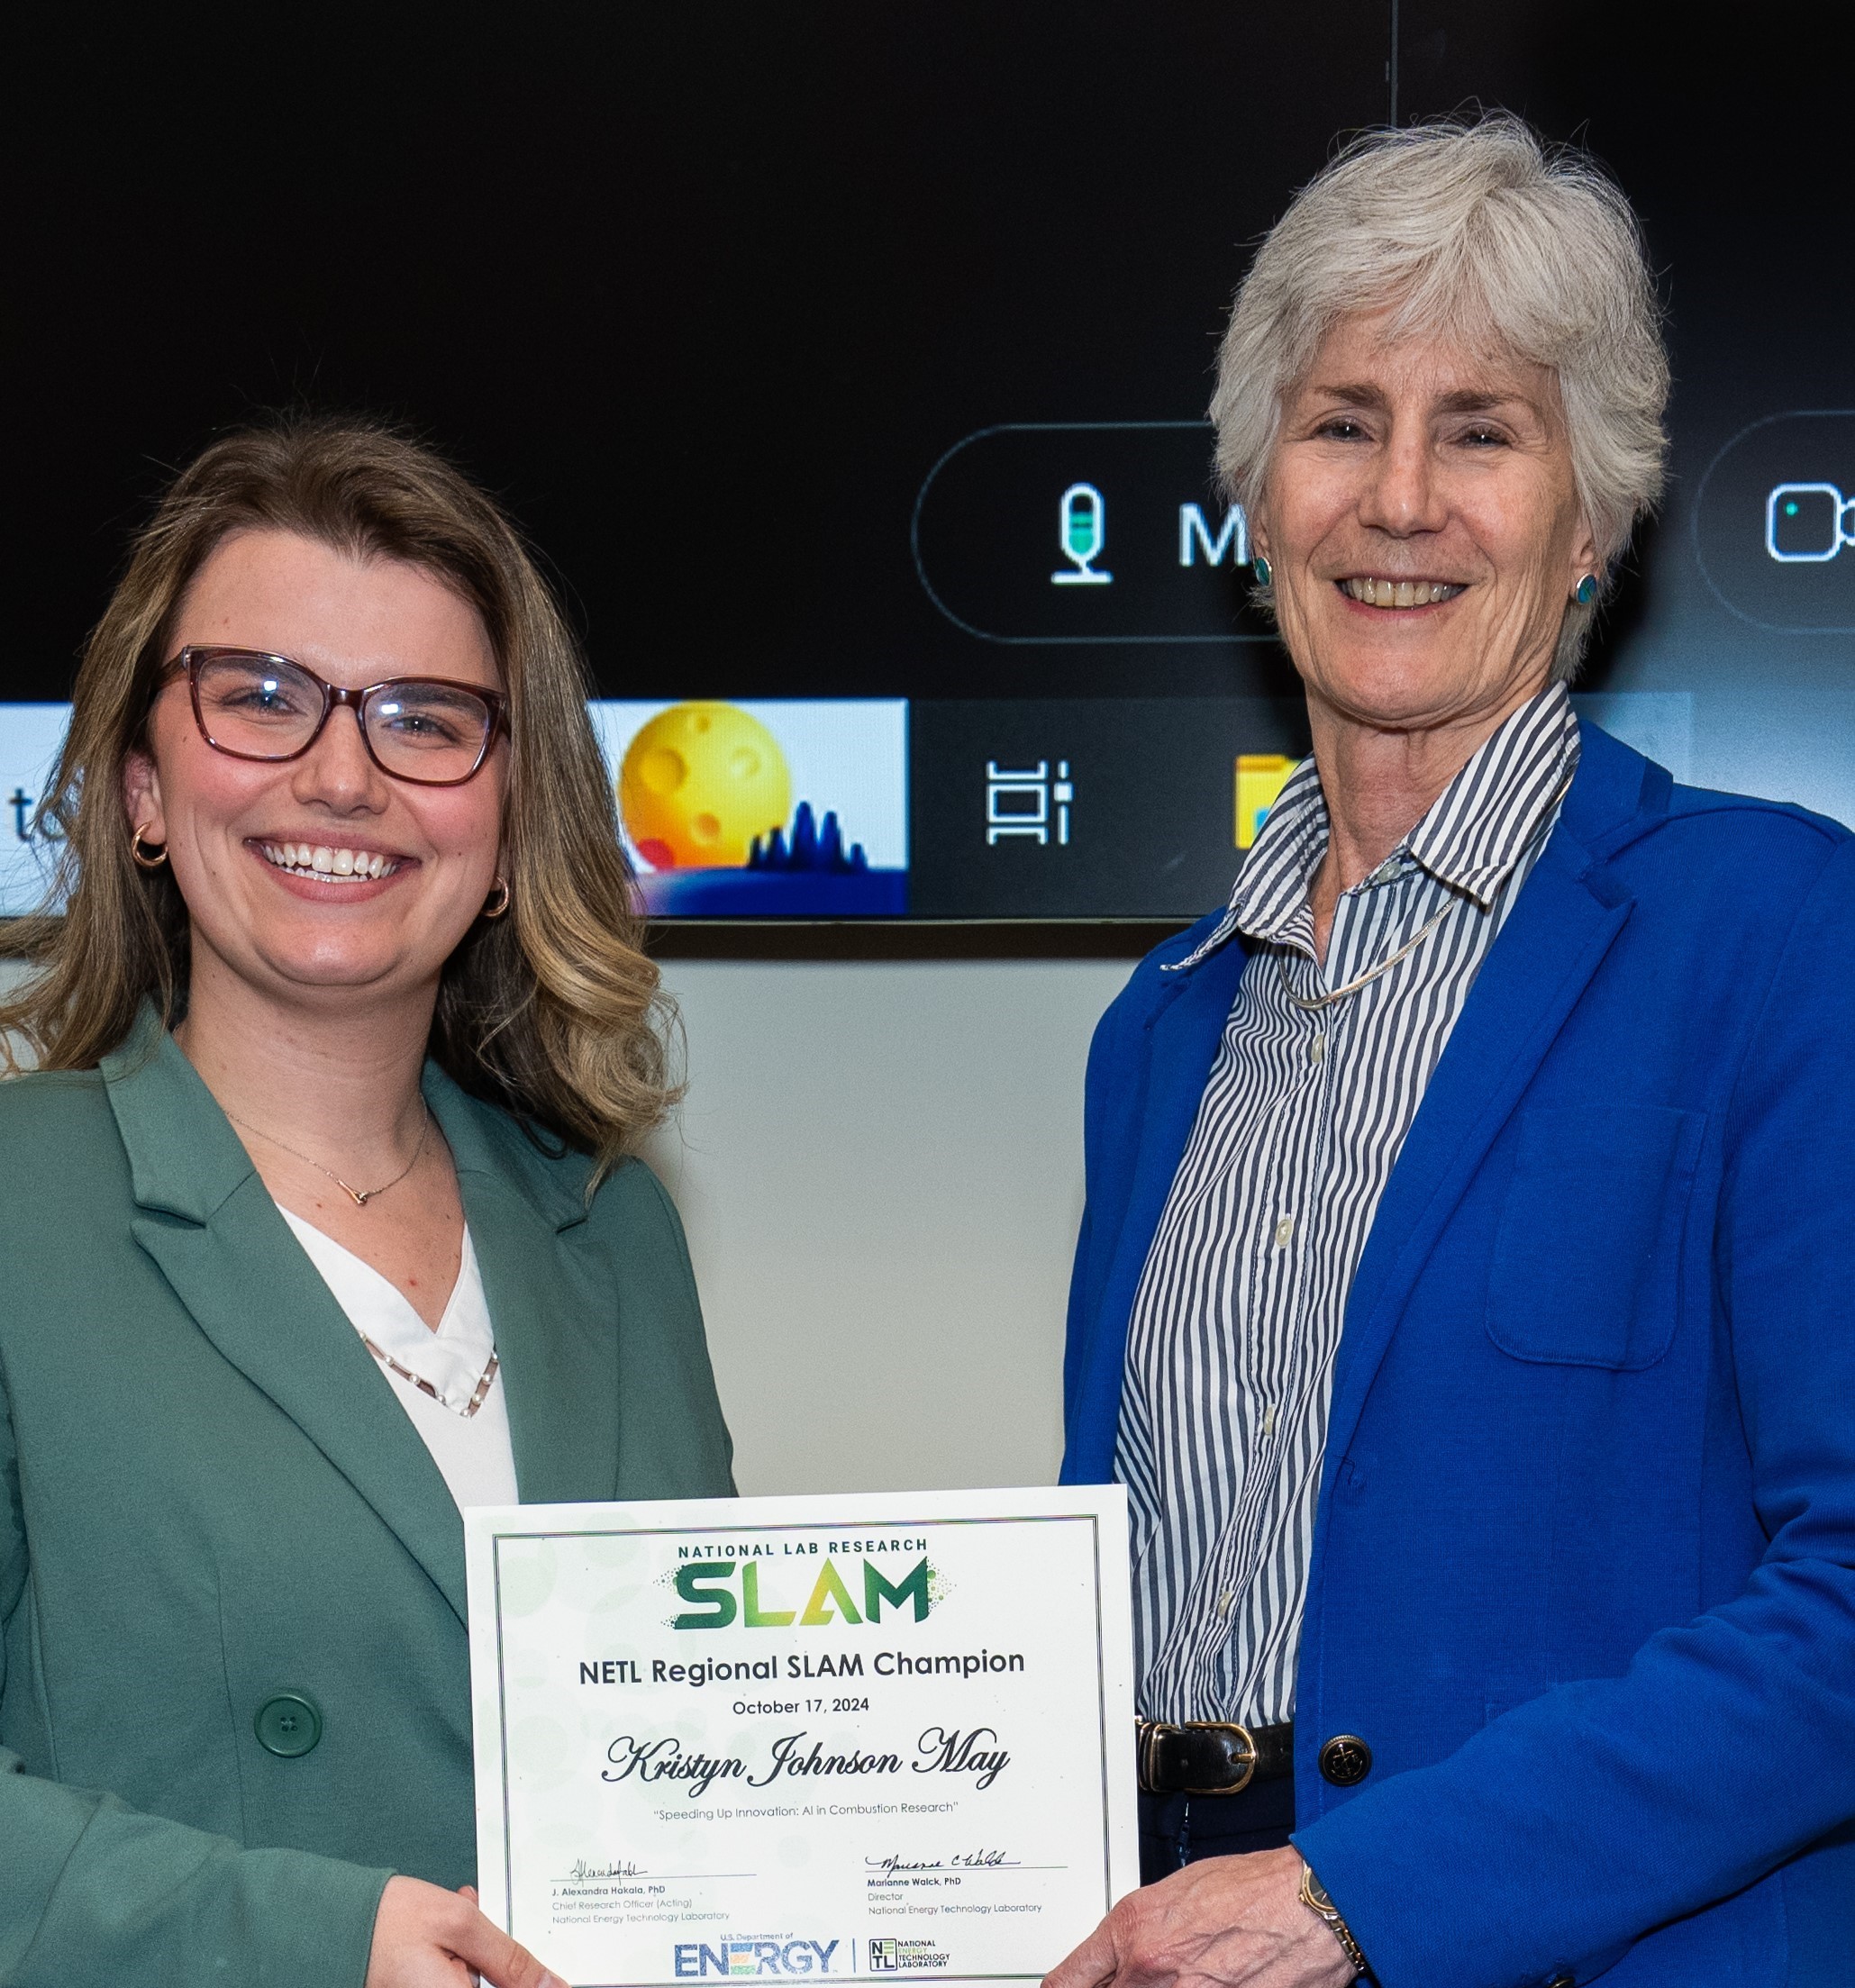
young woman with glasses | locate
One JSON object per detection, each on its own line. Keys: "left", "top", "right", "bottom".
{"left": 0, "top": 420, "right": 734, "bottom": 1988}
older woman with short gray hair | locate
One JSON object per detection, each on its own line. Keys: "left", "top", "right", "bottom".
{"left": 1052, "top": 114, "right": 1855, "bottom": 1988}
{"left": 1214, "top": 113, "right": 1667, "bottom": 678}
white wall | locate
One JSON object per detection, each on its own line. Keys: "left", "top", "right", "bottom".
{"left": 643, "top": 959, "right": 1132, "bottom": 1496}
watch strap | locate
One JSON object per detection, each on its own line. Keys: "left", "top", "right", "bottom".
{"left": 1298, "top": 1861, "right": 1369, "bottom": 1980}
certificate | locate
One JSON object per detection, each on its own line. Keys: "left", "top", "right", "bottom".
{"left": 468, "top": 1485, "right": 1138, "bottom": 1987}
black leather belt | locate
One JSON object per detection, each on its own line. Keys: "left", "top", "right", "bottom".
{"left": 1138, "top": 1719, "right": 1295, "bottom": 1795}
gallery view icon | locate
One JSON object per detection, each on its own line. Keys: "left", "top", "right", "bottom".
{"left": 987, "top": 759, "right": 1073, "bottom": 846}
{"left": 1767, "top": 483, "right": 1855, "bottom": 563}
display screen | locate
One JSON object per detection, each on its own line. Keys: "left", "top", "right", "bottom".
{"left": 3, "top": 7, "right": 1848, "bottom": 922}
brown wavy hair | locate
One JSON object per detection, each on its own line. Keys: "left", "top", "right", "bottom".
{"left": 1, "top": 416, "right": 677, "bottom": 1167}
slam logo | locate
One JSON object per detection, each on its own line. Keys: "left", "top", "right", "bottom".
{"left": 673, "top": 1557, "right": 934, "bottom": 1631}
{"left": 673, "top": 1938, "right": 841, "bottom": 1977}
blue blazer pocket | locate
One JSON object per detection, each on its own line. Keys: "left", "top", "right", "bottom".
{"left": 1486, "top": 1104, "right": 1705, "bottom": 1370}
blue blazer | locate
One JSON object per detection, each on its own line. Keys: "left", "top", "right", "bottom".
{"left": 1061, "top": 725, "right": 1855, "bottom": 1988}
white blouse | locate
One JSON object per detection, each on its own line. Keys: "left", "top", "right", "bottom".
{"left": 282, "top": 1212, "right": 520, "bottom": 1512}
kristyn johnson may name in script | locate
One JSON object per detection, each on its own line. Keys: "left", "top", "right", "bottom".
{"left": 603, "top": 1727, "right": 1012, "bottom": 1799}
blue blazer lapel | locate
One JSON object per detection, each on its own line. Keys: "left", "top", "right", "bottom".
{"left": 422, "top": 1070, "right": 621, "bottom": 1508}
{"left": 105, "top": 1021, "right": 469, "bottom": 1624}
{"left": 1115, "top": 940, "right": 1250, "bottom": 1285}
{"left": 1321, "top": 731, "right": 1654, "bottom": 1473}
{"left": 1065, "top": 936, "right": 1250, "bottom": 1480}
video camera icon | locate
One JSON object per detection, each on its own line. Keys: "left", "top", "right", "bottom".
{"left": 1767, "top": 483, "right": 1855, "bottom": 563}
{"left": 1696, "top": 416, "right": 1855, "bottom": 629}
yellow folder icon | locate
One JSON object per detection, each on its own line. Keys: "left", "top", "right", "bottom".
{"left": 1235, "top": 755, "right": 1296, "bottom": 849}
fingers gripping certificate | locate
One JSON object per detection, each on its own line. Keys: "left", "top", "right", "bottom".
{"left": 468, "top": 1487, "right": 1138, "bottom": 1987}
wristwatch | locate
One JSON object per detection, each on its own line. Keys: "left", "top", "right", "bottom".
{"left": 1297, "top": 1860, "right": 1370, "bottom": 1980}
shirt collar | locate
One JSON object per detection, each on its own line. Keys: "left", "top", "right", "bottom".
{"left": 1403, "top": 683, "right": 1580, "bottom": 905}
{"left": 1166, "top": 684, "right": 1580, "bottom": 973}
{"left": 1225, "top": 753, "right": 1331, "bottom": 943}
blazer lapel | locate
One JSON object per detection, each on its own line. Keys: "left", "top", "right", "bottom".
{"left": 423, "top": 1072, "right": 621, "bottom": 1507}
{"left": 1322, "top": 758, "right": 1646, "bottom": 1473}
{"left": 1068, "top": 938, "right": 1252, "bottom": 1474}
{"left": 105, "top": 1016, "right": 469, "bottom": 1622}
{"left": 1117, "top": 940, "right": 1251, "bottom": 1291}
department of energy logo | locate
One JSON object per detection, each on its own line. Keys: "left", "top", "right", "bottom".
{"left": 673, "top": 1938, "right": 841, "bottom": 1977}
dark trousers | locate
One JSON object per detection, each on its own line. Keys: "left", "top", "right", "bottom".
{"left": 1138, "top": 1777, "right": 1296, "bottom": 1886}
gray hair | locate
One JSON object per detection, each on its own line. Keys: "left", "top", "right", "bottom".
{"left": 1210, "top": 113, "right": 1669, "bottom": 678}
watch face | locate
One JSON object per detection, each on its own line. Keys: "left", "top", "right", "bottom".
{"left": 1305, "top": 1873, "right": 1334, "bottom": 1911}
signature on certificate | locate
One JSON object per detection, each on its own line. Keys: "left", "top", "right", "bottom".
{"left": 562, "top": 1859, "right": 643, "bottom": 1880}
{"left": 867, "top": 1849, "right": 1022, "bottom": 1875}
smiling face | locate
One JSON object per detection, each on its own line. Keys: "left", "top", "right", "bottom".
{"left": 1252, "top": 308, "right": 1599, "bottom": 740}
{"left": 124, "top": 528, "right": 507, "bottom": 1019}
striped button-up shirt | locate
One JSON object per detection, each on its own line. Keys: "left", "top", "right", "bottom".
{"left": 1116, "top": 685, "right": 1580, "bottom": 1725}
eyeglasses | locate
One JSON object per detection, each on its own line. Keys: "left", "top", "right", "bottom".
{"left": 161, "top": 646, "right": 507, "bottom": 786}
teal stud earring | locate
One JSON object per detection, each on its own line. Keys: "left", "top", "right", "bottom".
{"left": 1252, "top": 554, "right": 1273, "bottom": 587}
{"left": 1574, "top": 572, "right": 1599, "bottom": 606}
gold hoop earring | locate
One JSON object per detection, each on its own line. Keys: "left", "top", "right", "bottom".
{"left": 481, "top": 876, "right": 510, "bottom": 920}
{"left": 130, "top": 822, "right": 168, "bottom": 870}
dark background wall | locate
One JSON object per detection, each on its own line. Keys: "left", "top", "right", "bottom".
{"left": 4, "top": 5, "right": 1847, "bottom": 918}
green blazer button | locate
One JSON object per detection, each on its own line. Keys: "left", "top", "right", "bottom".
{"left": 254, "top": 1692, "right": 323, "bottom": 1758}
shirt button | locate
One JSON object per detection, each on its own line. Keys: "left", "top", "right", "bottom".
{"left": 1318, "top": 1733, "right": 1372, "bottom": 1786}
{"left": 1274, "top": 1214, "right": 1295, "bottom": 1248}
{"left": 1216, "top": 1590, "right": 1234, "bottom": 1619}
{"left": 255, "top": 1692, "right": 323, "bottom": 1758}
{"left": 1308, "top": 1033, "right": 1326, "bottom": 1064}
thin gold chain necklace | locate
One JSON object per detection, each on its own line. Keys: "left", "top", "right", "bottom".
{"left": 1274, "top": 766, "right": 1574, "bottom": 1013}
{"left": 1273, "top": 898, "right": 1462, "bottom": 1012}
{"left": 225, "top": 1104, "right": 432, "bottom": 1207}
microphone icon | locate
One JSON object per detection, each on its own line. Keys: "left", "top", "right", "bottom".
{"left": 1051, "top": 482, "right": 1113, "bottom": 586}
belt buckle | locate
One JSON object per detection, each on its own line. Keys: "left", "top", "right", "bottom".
{"left": 1182, "top": 1719, "right": 1258, "bottom": 1795}
{"left": 1138, "top": 1719, "right": 1179, "bottom": 1794}
{"left": 1138, "top": 1719, "right": 1260, "bottom": 1795}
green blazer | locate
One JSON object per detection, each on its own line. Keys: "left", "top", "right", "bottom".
{"left": 0, "top": 1011, "right": 734, "bottom": 1986}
